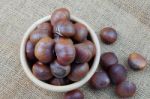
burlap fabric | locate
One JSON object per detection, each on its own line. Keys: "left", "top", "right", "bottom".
{"left": 0, "top": 0, "right": 150, "bottom": 99}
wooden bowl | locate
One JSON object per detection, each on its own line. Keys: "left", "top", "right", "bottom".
{"left": 20, "top": 15, "right": 101, "bottom": 92}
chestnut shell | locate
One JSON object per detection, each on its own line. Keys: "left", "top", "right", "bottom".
{"left": 51, "top": 8, "right": 70, "bottom": 26}
{"left": 128, "top": 52, "right": 147, "bottom": 70}
{"left": 34, "top": 37, "right": 55, "bottom": 63}
{"left": 100, "top": 27, "right": 117, "bottom": 44}
{"left": 32, "top": 62, "right": 52, "bottom": 80}
{"left": 115, "top": 81, "right": 136, "bottom": 97}
{"left": 64, "top": 89, "right": 84, "bottom": 99}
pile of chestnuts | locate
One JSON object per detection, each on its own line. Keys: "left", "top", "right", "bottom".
{"left": 64, "top": 27, "right": 147, "bottom": 99}
{"left": 26, "top": 8, "right": 96, "bottom": 87}
{"left": 89, "top": 27, "right": 147, "bottom": 98}
{"left": 25, "top": 8, "right": 147, "bottom": 99}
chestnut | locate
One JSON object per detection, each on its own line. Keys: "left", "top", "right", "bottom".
{"left": 115, "top": 81, "right": 136, "bottom": 97}
{"left": 26, "top": 40, "right": 35, "bottom": 60}
{"left": 73, "top": 23, "right": 88, "bottom": 42}
{"left": 37, "top": 22, "right": 52, "bottom": 33}
{"left": 100, "top": 27, "right": 117, "bottom": 44}
{"left": 75, "top": 43, "right": 93, "bottom": 63}
{"left": 128, "top": 52, "right": 147, "bottom": 70}
{"left": 32, "top": 62, "right": 52, "bottom": 80}
{"left": 49, "top": 78, "right": 66, "bottom": 86}
{"left": 100, "top": 52, "right": 118, "bottom": 71}
{"left": 108, "top": 64, "right": 127, "bottom": 85}
{"left": 68, "top": 63, "right": 89, "bottom": 82}
{"left": 90, "top": 71, "right": 110, "bottom": 89}
{"left": 64, "top": 89, "right": 84, "bottom": 99}
{"left": 50, "top": 60, "right": 71, "bottom": 78}
{"left": 51, "top": 8, "right": 70, "bottom": 26}
{"left": 34, "top": 37, "right": 55, "bottom": 63}
{"left": 55, "top": 38, "right": 75, "bottom": 65}
{"left": 30, "top": 29, "right": 52, "bottom": 44}
{"left": 83, "top": 40, "right": 96, "bottom": 57}
{"left": 53, "top": 20, "right": 75, "bottom": 37}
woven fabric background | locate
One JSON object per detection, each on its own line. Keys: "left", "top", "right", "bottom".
{"left": 0, "top": 0, "right": 150, "bottom": 99}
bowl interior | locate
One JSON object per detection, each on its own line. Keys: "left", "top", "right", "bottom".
{"left": 20, "top": 15, "right": 101, "bottom": 92}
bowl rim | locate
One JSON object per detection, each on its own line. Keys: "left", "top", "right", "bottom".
{"left": 20, "top": 15, "right": 101, "bottom": 92}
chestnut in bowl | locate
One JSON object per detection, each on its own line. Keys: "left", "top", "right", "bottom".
{"left": 20, "top": 15, "right": 100, "bottom": 92}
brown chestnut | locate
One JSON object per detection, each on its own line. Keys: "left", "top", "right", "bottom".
{"left": 30, "top": 29, "right": 52, "bottom": 44}
{"left": 49, "top": 78, "right": 66, "bottom": 86}
{"left": 26, "top": 40, "right": 35, "bottom": 60}
{"left": 100, "top": 27, "right": 117, "bottom": 44}
{"left": 53, "top": 20, "right": 75, "bottom": 37}
{"left": 83, "top": 40, "right": 96, "bottom": 57}
{"left": 50, "top": 60, "right": 71, "bottom": 78}
{"left": 100, "top": 52, "right": 118, "bottom": 71}
{"left": 128, "top": 52, "right": 147, "bottom": 70}
{"left": 32, "top": 62, "right": 52, "bottom": 80}
{"left": 68, "top": 63, "right": 89, "bottom": 82}
{"left": 108, "top": 64, "right": 127, "bottom": 85}
{"left": 73, "top": 23, "right": 88, "bottom": 42}
{"left": 55, "top": 38, "right": 75, "bottom": 65}
{"left": 37, "top": 22, "right": 52, "bottom": 33}
{"left": 34, "top": 37, "right": 55, "bottom": 63}
{"left": 75, "top": 43, "right": 93, "bottom": 63}
{"left": 51, "top": 8, "right": 70, "bottom": 26}
{"left": 90, "top": 71, "right": 110, "bottom": 89}
{"left": 115, "top": 81, "right": 136, "bottom": 97}
{"left": 64, "top": 89, "right": 84, "bottom": 99}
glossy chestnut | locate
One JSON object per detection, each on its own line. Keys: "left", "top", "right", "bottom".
{"left": 75, "top": 43, "right": 93, "bottom": 63}
{"left": 30, "top": 29, "right": 52, "bottom": 44}
{"left": 100, "top": 27, "right": 117, "bottom": 44}
{"left": 55, "top": 37, "right": 75, "bottom": 65}
{"left": 128, "top": 52, "right": 147, "bottom": 70}
{"left": 53, "top": 20, "right": 75, "bottom": 37}
{"left": 49, "top": 78, "right": 66, "bottom": 86}
{"left": 83, "top": 40, "right": 96, "bottom": 57}
{"left": 90, "top": 71, "right": 110, "bottom": 89}
{"left": 68, "top": 63, "right": 89, "bottom": 82}
{"left": 37, "top": 22, "right": 52, "bottom": 33}
{"left": 73, "top": 23, "right": 88, "bottom": 42}
{"left": 32, "top": 62, "right": 52, "bottom": 80}
{"left": 50, "top": 60, "right": 71, "bottom": 78}
{"left": 115, "top": 81, "right": 136, "bottom": 97}
{"left": 64, "top": 89, "right": 84, "bottom": 99}
{"left": 51, "top": 8, "right": 70, "bottom": 26}
{"left": 26, "top": 40, "right": 35, "bottom": 60}
{"left": 108, "top": 64, "right": 127, "bottom": 85}
{"left": 34, "top": 37, "right": 55, "bottom": 63}
{"left": 100, "top": 52, "right": 118, "bottom": 71}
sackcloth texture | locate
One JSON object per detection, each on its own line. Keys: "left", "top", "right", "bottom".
{"left": 0, "top": 0, "right": 150, "bottom": 99}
